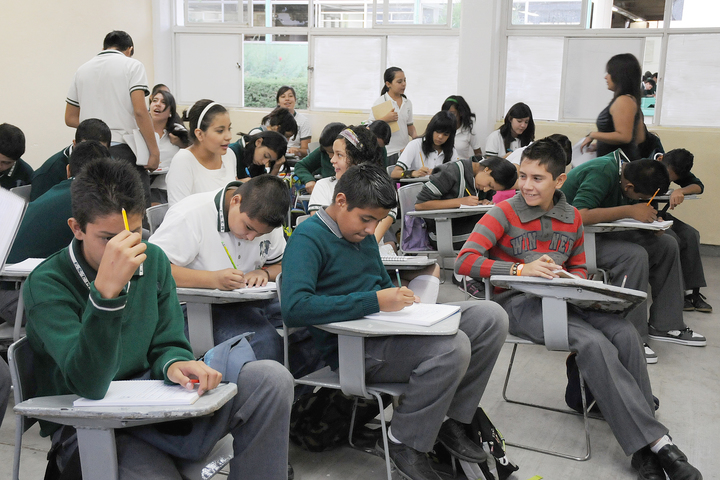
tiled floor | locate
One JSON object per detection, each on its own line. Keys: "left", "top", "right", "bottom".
{"left": 2, "top": 257, "right": 718, "bottom": 479}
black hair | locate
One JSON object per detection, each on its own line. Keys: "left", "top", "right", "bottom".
{"left": 71, "top": 157, "right": 145, "bottom": 230}
{"left": 644, "top": 79, "right": 657, "bottom": 88}
{"left": 368, "top": 121, "right": 392, "bottom": 146}
{"left": 499, "top": 102, "right": 535, "bottom": 152}
{"left": 478, "top": 156, "right": 518, "bottom": 190}
{"left": 75, "top": 118, "right": 111, "bottom": 146}
{"left": 623, "top": 159, "right": 670, "bottom": 196}
{"left": 421, "top": 111, "right": 456, "bottom": 161}
{"left": 547, "top": 133, "right": 572, "bottom": 166}
{"left": 380, "top": 67, "right": 406, "bottom": 98}
{"left": 261, "top": 107, "right": 298, "bottom": 140}
{"left": 661, "top": 148, "right": 694, "bottom": 179}
{"left": 231, "top": 175, "right": 290, "bottom": 228}
{"left": 151, "top": 90, "right": 189, "bottom": 146}
{"left": 441, "top": 95, "right": 475, "bottom": 132}
{"left": 151, "top": 84, "right": 169, "bottom": 97}
{"left": 336, "top": 125, "right": 383, "bottom": 167}
{"left": 606, "top": 53, "right": 642, "bottom": 103}
{"left": 0, "top": 123, "right": 26, "bottom": 161}
{"left": 520, "top": 137, "right": 568, "bottom": 179}
{"left": 103, "top": 31, "right": 134, "bottom": 53}
{"left": 241, "top": 130, "right": 288, "bottom": 165}
{"left": 333, "top": 163, "right": 398, "bottom": 212}
{"left": 276, "top": 86, "right": 297, "bottom": 104}
{"left": 69, "top": 140, "right": 110, "bottom": 177}
{"left": 182, "top": 99, "right": 228, "bottom": 142}
{"left": 319, "top": 122, "right": 347, "bottom": 148}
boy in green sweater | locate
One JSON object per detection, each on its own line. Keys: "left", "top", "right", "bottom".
{"left": 281, "top": 163, "right": 508, "bottom": 480}
{"left": 24, "top": 157, "right": 292, "bottom": 479}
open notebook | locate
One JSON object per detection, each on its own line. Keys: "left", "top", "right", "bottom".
{"left": 232, "top": 281, "right": 276, "bottom": 293}
{"left": 364, "top": 303, "right": 460, "bottom": 327}
{"left": 73, "top": 380, "right": 199, "bottom": 407}
{"left": 0, "top": 188, "right": 27, "bottom": 270}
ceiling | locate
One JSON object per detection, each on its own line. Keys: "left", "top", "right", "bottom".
{"left": 609, "top": 0, "right": 666, "bottom": 26}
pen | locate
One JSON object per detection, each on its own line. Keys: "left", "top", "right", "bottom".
{"left": 122, "top": 208, "right": 129, "bottom": 231}
{"left": 646, "top": 188, "right": 660, "bottom": 206}
{"left": 621, "top": 275, "right": 627, "bottom": 288}
{"left": 245, "top": 167, "right": 251, "bottom": 178}
{"left": 395, "top": 269, "right": 402, "bottom": 288}
{"left": 222, "top": 242, "right": 238, "bottom": 269}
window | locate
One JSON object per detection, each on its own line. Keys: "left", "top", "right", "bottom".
{"left": 244, "top": 36, "right": 309, "bottom": 108}
{"left": 511, "top": 0, "right": 584, "bottom": 25}
{"left": 186, "top": 0, "right": 247, "bottom": 23}
{"left": 670, "top": 0, "right": 720, "bottom": 28}
{"left": 374, "top": 0, "right": 454, "bottom": 26}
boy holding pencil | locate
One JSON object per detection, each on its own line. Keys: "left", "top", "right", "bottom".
{"left": 149, "top": 176, "right": 290, "bottom": 362}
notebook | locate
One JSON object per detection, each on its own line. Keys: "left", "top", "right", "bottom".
{"left": 0, "top": 188, "right": 28, "bottom": 270}
{"left": 2, "top": 257, "right": 44, "bottom": 275}
{"left": 365, "top": 303, "right": 460, "bottom": 327}
{"left": 73, "top": 380, "right": 199, "bottom": 407}
{"left": 233, "top": 281, "right": 277, "bottom": 293}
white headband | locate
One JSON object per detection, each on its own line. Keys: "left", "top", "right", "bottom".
{"left": 196, "top": 101, "right": 219, "bottom": 130}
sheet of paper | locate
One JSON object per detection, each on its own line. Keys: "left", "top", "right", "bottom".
{"left": 365, "top": 303, "right": 460, "bottom": 327}
{"left": 371, "top": 100, "right": 400, "bottom": 133}
{"left": 556, "top": 269, "right": 581, "bottom": 280}
{"left": 608, "top": 218, "right": 673, "bottom": 230}
{"left": 123, "top": 130, "right": 160, "bottom": 166}
{"left": 233, "top": 281, "right": 277, "bottom": 293}
{"left": 570, "top": 138, "right": 597, "bottom": 167}
{"left": 73, "top": 380, "right": 199, "bottom": 407}
{"left": 0, "top": 188, "right": 27, "bottom": 270}
{"left": 2, "top": 257, "right": 44, "bottom": 274}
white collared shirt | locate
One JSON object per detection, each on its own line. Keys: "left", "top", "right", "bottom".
{"left": 165, "top": 148, "right": 237, "bottom": 206}
{"left": 369, "top": 94, "right": 413, "bottom": 156}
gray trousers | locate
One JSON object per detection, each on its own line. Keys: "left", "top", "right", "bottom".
{"left": 663, "top": 213, "right": 706, "bottom": 291}
{"left": 364, "top": 301, "right": 508, "bottom": 452}
{"left": 52, "top": 360, "right": 293, "bottom": 480}
{"left": 0, "top": 357, "right": 10, "bottom": 430}
{"left": 501, "top": 295, "right": 668, "bottom": 456}
{"left": 596, "top": 231, "right": 686, "bottom": 341}
{"left": 0, "top": 288, "right": 25, "bottom": 327}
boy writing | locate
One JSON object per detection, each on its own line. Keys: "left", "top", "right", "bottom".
{"left": 455, "top": 138, "right": 702, "bottom": 480}
{"left": 149, "top": 176, "right": 290, "bottom": 362}
{"left": 23, "top": 158, "right": 292, "bottom": 479}
{"left": 282, "top": 163, "right": 508, "bottom": 480}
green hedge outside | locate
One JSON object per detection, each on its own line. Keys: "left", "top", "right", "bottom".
{"left": 244, "top": 79, "right": 308, "bottom": 109}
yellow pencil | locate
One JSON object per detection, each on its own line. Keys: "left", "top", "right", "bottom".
{"left": 121, "top": 208, "right": 129, "bottom": 231}
{"left": 419, "top": 152, "right": 425, "bottom": 168}
{"left": 465, "top": 188, "right": 472, "bottom": 197}
{"left": 222, "top": 242, "right": 238, "bottom": 269}
{"left": 646, "top": 188, "right": 660, "bottom": 206}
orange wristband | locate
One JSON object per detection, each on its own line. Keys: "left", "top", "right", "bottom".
{"left": 516, "top": 264, "right": 524, "bottom": 276}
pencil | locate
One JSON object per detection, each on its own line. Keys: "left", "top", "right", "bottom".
{"left": 222, "top": 242, "right": 238, "bottom": 269}
{"left": 646, "top": 188, "right": 660, "bottom": 206}
{"left": 419, "top": 152, "right": 425, "bottom": 168}
{"left": 121, "top": 208, "right": 129, "bottom": 231}
{"left": 395, "top": 269, "right": 402, "bottom": 288}
{"left": 465, "top": 188, "right": 472, "bottom": 197}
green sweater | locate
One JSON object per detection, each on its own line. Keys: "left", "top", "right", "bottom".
{"left": 280, "top": 209, "right": 393, "bottom": 368}
{"left": 30, "top": 146, "right": 71, "bottom": 201}
{"left": 24, "top": 239, "right": 194, "bottom": 437}
{"left": 293, "top": 147, "right": 334, "bottom": 184}
{"left": 561, "top": 150, "right": 629, "bottom": 210}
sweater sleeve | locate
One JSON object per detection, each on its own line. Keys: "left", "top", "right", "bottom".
{"left": 564, "top": 166, "right": 618, "bottom": 211}
{"left": 455, "top": 204, "right": 515, "bottom": 279}
{"left": 415, "top": 162, "right": 459, "bottom": 204}
{"left": 674, "top": 172, "right": 704, "bottom": 193}
{"left": 294, "top": 147, "right": 323, "bottom": 184}
{"left": 564, "top": 213, "right": 588, "bottom": 279}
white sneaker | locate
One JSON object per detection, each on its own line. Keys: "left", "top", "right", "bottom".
{"left": 644, "top": 343, "right": 658, "bottom": 364}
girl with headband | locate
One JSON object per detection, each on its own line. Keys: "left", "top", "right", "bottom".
{"left": 165, "top": 99, "right": 236, "bottom": 205}
{"left": 391, "top": 110, "right": 459, "bottom": 179}
{"left": 441, "top": 95, "right": 483, "bottom": 159}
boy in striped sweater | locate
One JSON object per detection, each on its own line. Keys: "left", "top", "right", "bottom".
{"left": 455, "top": 138, "right": 702, "bottom": 480}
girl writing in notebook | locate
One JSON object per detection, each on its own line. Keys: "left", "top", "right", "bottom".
{"left": 391, "top": 110, "right": 459, "bottom": 179}
{"left": 369, "top": 67, "right": 417, "bottom": 164}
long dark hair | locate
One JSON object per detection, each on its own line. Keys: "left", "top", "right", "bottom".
{"left": 241, "top": 131, "right": 288, "bottom": 165}
{"left": 441, "top": 95, "right": 475, "bottom": 132}
{"left": 336, "top": 125, "right": 383, "bottom": 167}
{"left": 261, "top": 107, "right": 298, "bottom": 140}
{"left": 606, "top": 53, "right": 642, "bottom": 104}
{"left": 380, "top": 67, "right": 406, "bottom": 98}
{"left": 499, "top": 102, "right": 535, "bottom": 152}
{"left": 421, "top": 111, "right": 456, "bottom": 162}
{"left": 182, "top": 99, "right": 227, "bottom": 143}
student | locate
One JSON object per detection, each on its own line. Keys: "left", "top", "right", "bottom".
{"left": 166, "top": 99, "right": 237, "bottom": 206}
{"left": 293, "top": 122, "right": 346, "bottom": 193}
{"left": 657, "top": 148, "right": 712, "bottom": 313}
{"left": 30, "top": 118, "right": 111, "bottom": 201}
{"left": 282, "top": 163, "right": 508, "bottom": 480}
{"left": 441, "top": 95, "right": 483, "bottom": 159}
{"left": 484, "top": 102, "right": 534, "bottom": 157}
{"left": 560, "top": 150, "right": 706, "bottom": 358}
{"left": 275, "top": 86, "right": 311, "bottom": 157}
{"left": 369, "top": 67, "right": 417, "bottom": 164}
{"left": 150, "top": 176, "right": 291, "bottom": 362}
{"left": 368, "top": 120, "right": 392, "bottom": 166}
{"left": 229, "top": 130, "right": 288, "bottom": 181}
{"left": 149, "top": 90, "right": 189, "bottom": 204}
{"left": 391, "top": 111, "right": 459, "bottom": 179}
{"left": 0, "top": 123, "right": 33, "bottom": 190}
{"left": 455, "top": 138, "right": 703, "bottom": 480}
{"left": 247, "top": 106, "right": 298, "bottom": 141}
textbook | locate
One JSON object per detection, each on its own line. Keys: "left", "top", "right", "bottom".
{"left": 0, "top": 188, "right": 28, "bottom": 270}
{"left": 73, "top": 380, "right": 199, "bottom": 407}
{"left": 371, "top": 100, "right": 400, "bottom": 133}
{"left": 365, "top": 303, "right": 460, "bottom": 327}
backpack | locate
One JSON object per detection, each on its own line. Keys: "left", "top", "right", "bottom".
{"left": 401, "top": 215, "right": 432, "bottom": 251}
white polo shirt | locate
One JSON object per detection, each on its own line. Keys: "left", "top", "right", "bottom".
{"left": 396, "top": 138, "right": 459, "bottom": 173}
{"left": 66, "top": 49, "right": 149, "bottom": 144}
{"left": 149, "top": 183, "right": 285, "bottom": 273}
{"left": 308, "top": 176, "right": 397, "bottom": 220}
{"left": 288, "top": 112, "right": 312, "bottom": 150}
{"left": 165, "top": 148, "right": 237, "bottom": 206}
{"left": 454, "top": 125, "right": 483, "bottom": 160}
{"left": 150, "top": 132, "right": 181, "bottom": 190}
{"left": 369, "top": 94, "right": 413, "bottom": 156}
{"left": 484, "top": 129, "right": 519, "bottom": 157}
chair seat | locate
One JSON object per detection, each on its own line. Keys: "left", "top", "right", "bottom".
{"left": 505, "top": 334, "right": 534, "bottom": 345}
{"left": 295, "top": 366, "right": 407, "bottom": 398}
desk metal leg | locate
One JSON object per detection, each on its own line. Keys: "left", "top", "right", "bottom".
{"left": 585, "top": 232, "right": 598, "bottom": 274}
{"left": 186, "top": 302, "right": 215, "bottom": 357}
{"left": 13, "top": 282, "right": 24, "bottom": 341}
{"left": 434, "top": 219, "right": 455, "bottom": 259}
{"left": 77, "top": 427, "right": 119, "bottom": 480}
{"left": 542, "top": 297, "right": 570, "bottom": 351}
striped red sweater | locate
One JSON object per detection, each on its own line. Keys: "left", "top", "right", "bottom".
{"left": 455, "top": 191, "right": 587, "bottom": 280}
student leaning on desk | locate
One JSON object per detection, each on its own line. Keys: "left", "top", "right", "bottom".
{"left": 455, "top": 138, "right": 703, "bottom": 480}
{"left": 23, "top": 158, "right": 293, "bottom": 480}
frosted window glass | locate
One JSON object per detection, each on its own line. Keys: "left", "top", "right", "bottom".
{"left": 505, "top": 36, "right": 564, "bottom": 121}
{"left": 670, "top": 0, "right": 720, "bottom": 28}
{"left": 386, "top": 36, "right": 459, "bottom": 116}
{"left": 312, "top": 36, "right": 383, "bottom": 110}
{"left": 662, "top": 34, "right": 720, "bottom": 126}
{"left": 175, "top": 34, "right": 242, "bottom": 106}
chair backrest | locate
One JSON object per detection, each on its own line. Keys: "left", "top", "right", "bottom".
{"left": 146, "top": 203, "right": 169, "bottom": 235}
{"left": 397, "top": 183, "right": 427, "bottom": 255}
{"left": 386, "top": 165, "right": 395, "bottom": 176}
{"left": 308, "top": 141, "right": 320, "bottom": 152}
{"left": 9, "top": 185, "right": 31, "bottom": 203}
{"left": 295, "top": 214, "right": 310, "bottom": 227}
{"left": 7, "top": 337, "right": 37, "bottom": 432}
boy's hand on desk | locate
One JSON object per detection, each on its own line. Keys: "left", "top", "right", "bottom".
{"left": 168, "top": 360, "right": 222, "bottom": 396}
{"left": 669, "top": 190, "right": 684, "bottom": 209}
{"left": 628, "top": 204, "right": 657, "bottom": 223}
{"left": 413, "top": 167, "right": 431, "bottom": 177}
{"left": 244, "top": 269, "right": 269, "bottom": 287}
{"left": 522, "top": 255, "right": 562, "bottom": 279}
{"left": 377, "top": 286, "right": 416, "bottom": 312}
{"left": 95, "top": 230, "right": 147, "bottom": 299}
{"left": 214, "top": 269, "right": 246, "bottom": 290}
{"left": 459, "top": 196, "right": 480, "bottom": 206}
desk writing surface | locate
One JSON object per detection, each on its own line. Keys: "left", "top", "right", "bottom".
{"left": 406, "top": 205, "right": 493, "bottom": 219}
{"left": 381, "top": 255, "right": 436, "bottom": 268}
{"left": 585, "top": 219, "right": 672, "bottom": 233}
{"left": 398, "top": 176, "right": 430, "bottom": 183}
{"left": 176, "top": 287, "right": 276, "bottom": 304}
{"left": 317, "top": 310, "right": 460, "bottom": 337}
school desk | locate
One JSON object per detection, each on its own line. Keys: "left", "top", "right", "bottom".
{"left": 398, "top": 176, "right": 431, "bottom": 183}
{"left": 0, "top": 260, "right": 41, "bottom": 341}
{"left": 406, "top": 205, "right": 493, "bottom": 259}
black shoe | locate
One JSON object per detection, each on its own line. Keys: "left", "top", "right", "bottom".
{"left": 687, "top": 293, "right": 713, "bottom": 313}
{"left": 632, "top": 446, "right": 665, "bottom": 480}
{"left": 656, "top": 444, "right": 703, "bottom": 480}
{"left": 287, "top": 463, "right": 294, "bottom": 480}
{"left": 436, "top": 419, "right": 487, "bottom": 463}
{"left": 379, "top": 441, "right": 441, "bottom": 480}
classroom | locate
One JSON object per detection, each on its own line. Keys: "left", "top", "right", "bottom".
{"left": 1, "top": 0, "right": 719, "bottom": 479}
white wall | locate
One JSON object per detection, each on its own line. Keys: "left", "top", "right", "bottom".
{"left": 0, "top": 1, "right": 154, "bottom": 168}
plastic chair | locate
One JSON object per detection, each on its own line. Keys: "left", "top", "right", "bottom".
{"left": 9, "top": 185, "right": 31, "bottom": 203}
{"left": 146, "top": 203, "right": 169, "bottom": 235}
{"left": 8, "top": 337, "right": 234, "bottom": 480}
